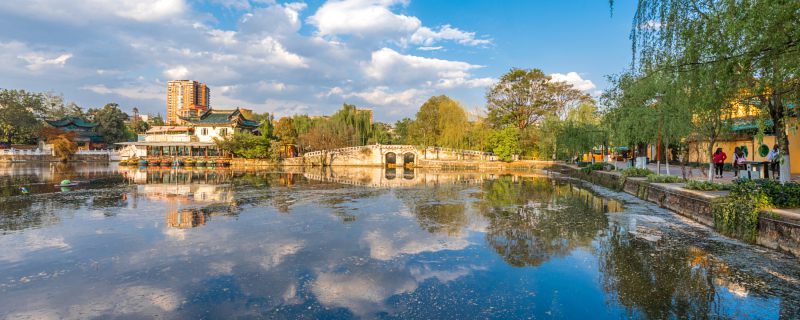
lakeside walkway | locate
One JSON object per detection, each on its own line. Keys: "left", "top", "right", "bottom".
{"left": 559, "top": 162, "right": 800, "bottom": 225}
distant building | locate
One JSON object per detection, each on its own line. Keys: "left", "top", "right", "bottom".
{"left": 166, "top": 80, "right": 210, "bottom": 125}
{"left": 117, "top": 108, "right": 258, "bottom": 159}
{"left": 45, "top": 117, "right": 104, "bottom": 149}
{"left": 180, "top": 108, "right": 259, "bottom": 140}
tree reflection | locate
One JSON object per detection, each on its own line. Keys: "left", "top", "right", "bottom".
{"left": 479, "top": 176, "right": 609, "bottom": 267}
{"left": 396, "top": 184, "right": 469, "bottom": 236}
{"left": 597, "top": 227, "right": 718, "bottom": 319}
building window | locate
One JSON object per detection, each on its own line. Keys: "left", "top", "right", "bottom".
{"left": 219, "top": 128, "right": 228, "bottom": 136}
{"left": 201, "top": 128, "right": 208, "bottom": 135}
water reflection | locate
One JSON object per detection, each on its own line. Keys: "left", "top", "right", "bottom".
{"left": 0, "top": 165, "right": 798, "bottom": 319}
{"left": 479, "top": 176, "right": 618, "bottom": 267}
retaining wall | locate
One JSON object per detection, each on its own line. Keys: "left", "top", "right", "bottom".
{"left": 229, "top": 158, "right": 276, "bottom": 167}
{"left": 559, "top": 164, "right": 800, "bottom": 257}
{"left": 0, "top": 154, "right": 109, "bottom": 162}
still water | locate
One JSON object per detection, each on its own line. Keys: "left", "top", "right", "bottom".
{"left": 0, "top": 164, "right": 798, "bottom": 319}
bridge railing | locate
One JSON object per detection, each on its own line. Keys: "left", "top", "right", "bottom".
{"left": 424, "top": 146, "right": 494, "bottom": 157}
{"left": 300, "top": 145, "right": 494, "bottom": 158}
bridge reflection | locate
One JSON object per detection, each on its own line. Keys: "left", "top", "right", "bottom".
{"left": 294, "top": 167, "right": 503, "bottom": 188}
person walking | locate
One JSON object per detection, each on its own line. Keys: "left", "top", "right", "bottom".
{"left": 733, "top": 147, "right": 744, "bottom": 177}
{"left": 767, "top": 144, "right": 780, "bottom": 179}
{"left": 713, "top": 148, "right": 727, "bottom": 179}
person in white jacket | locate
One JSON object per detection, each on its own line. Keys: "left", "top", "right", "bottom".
{"left": 767, "top": 144, "right": 780, "bottom": 179}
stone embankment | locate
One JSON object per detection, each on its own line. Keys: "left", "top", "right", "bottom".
{"left": 556, "top": 164, "right": 800, "bottom": 257}
{"left": 0, "top": 154, "right": 109, "bottom": 162}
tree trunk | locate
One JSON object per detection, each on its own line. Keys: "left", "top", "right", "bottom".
{"left": 707, "top": 138, "right": 716, "bottom": 182}
{"left": 769, "top": 97, "right": 791, "bottom": 183}
{"left": 665, "top": 137, "right": 670, "bottom": 176}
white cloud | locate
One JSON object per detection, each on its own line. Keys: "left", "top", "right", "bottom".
{"left": 550, "top": 72, "right": 597, "bottom": 92}
{"left": 0, "top": 0, "right": 187, "bottom": 23}
{"left": 638, "top": 20, "right": 662, "bottom": 30}
{"left": 344, "top": 86, "right": 428, "bottom": 107}
{"left": 248, "top": 36, "right": 308, "bottom": 68}
{"left": 409, "top": 25, "right": 490, "bottom": 47}
{"left": 163, "top": 66, "right": 189, "bottom": 79}
{"left": 364, "top": 47, "right": 480, "bottom": 83}
{"left": 0, "top": 0, "right": 495, "bottom": 121}
{"left": 18, "top": 53, "right": 72, "bottom": 71}
{"left": 308, "top": 0, "right": 421, "bottom": 37}
{"left": 82, "top": 84, "right": 164, "bottom": 101}
{"left": 435, "top": 77, "right": 495, "bottom": 89}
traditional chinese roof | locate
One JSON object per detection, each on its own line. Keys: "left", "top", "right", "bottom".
{"left": 46, "top": 117, "right": 98, "bottom": 129}
{"left": 46, "top": 117, "right": 104, "bottom": 142}
{"left": 180, "top": 108, "right": 259, "bottom": 128}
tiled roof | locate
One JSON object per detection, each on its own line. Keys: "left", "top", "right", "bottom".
{"left": 181, "top": 108, "right": 258, "bottom": 128}
{"left": 46, "top": 117, "right": 97, "bottom": 128}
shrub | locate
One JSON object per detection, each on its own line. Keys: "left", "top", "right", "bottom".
{"left": 620, "top": 167, "right": 653, "bottom": 178}
{"left": 577, "top": 161, "right": 590, "bottom": 167}
{"left": 748, "top": 180, "right": 800, "bottom": 208}
{"left": 685, "top": 180, "right": 732, "bottom": 191}
{"left": 646, "top": 174, "right": 685, "bottom": 183}
{"left": 712, "top": 180, "right": 773, "bottom": 242}
{"left": 580, "top": 162, "right": 615, "bottom": 174}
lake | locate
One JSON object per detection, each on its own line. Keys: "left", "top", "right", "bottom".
{"left": 0, "top": 164, "right": 798, "bottom": 319}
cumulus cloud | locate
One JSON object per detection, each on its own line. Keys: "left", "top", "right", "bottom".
{"left": 0, "top": 0, "right": 187, "bottom": 23}
{"left": 344, "top": 86, "right": 428, "bottom": 108}
{"left": 18, "top": 53, "right": 72, "bottom": 71}
{"left": 550, "top": 72, "right": 597, "bottom": 92}
{"left": 0, "top": 0, "right": 498, "bottom": 121}
{"left": 308, "top": 0, "right": 421, "bottom": 37}
{"left": 409, "top": 25, "right": 490, "bottom": 47}
{"left": 164, "top": 66, "right": 189, "bottom": 79}
{"left": 364, "top": 48, "right": 481, "bottom": 84}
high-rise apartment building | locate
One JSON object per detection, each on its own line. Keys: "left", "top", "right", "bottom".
{"left": 166, "top": 80, "right": 210, "bottom": 125}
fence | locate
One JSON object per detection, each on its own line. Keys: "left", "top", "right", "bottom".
{"left": 1, "top": 148, "right": 50, "bottom": 156}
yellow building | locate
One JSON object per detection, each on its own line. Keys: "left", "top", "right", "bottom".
{"left": 687, "top": 99, "right": 799, "bottom": 174}
{"left": 167, "top": 80, "right": 210, "bottom": 125}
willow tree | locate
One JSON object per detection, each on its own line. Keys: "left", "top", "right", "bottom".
{"left": 602, "top": 72, "right": 660, "bottom": 166}
{"left": 626, "top": 0, "right": 800, "bottom": 182}
{"left": 408, "top": 95, "right": 469, "bottom": 148}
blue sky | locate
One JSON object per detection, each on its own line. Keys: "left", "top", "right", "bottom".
{"left": 0, "top": 0, "right": 636, "bottom": 122}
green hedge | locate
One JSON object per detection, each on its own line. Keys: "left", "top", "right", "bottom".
{"left": 620, "top": 167, "right": 653, "bottom": 178}
{"left": 646, "top": 174, "right": 685, "bottom": 183}
{"left": 685, "top": 180, "right": 732, "bottom": 191}
{"left": 746, "top": 179, "right": 800, "bottom": 208}
{"left": 711, "top": 179, "right": 800, "bottom": 242}
{"left": 579, "top": 162, "right": 616, "bottom": 174}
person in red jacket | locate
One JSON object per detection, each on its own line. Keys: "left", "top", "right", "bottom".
{"left": 713, "top": 148, "right": 727, "bottom": 178}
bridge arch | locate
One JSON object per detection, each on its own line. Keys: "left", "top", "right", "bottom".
{"left": 403, "top": 152, "right": 415, "bottom": 167}
{"left": 385, "top": 152, "right": 397, "bottom": 168}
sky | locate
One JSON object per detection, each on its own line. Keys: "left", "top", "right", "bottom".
{"left": 0, "top": 0, "right": 637, "bottom": 122}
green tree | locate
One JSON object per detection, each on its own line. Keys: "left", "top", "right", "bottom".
{"left": 0, "top": 89, "right": 45, "bottom": 144}
{"left": 486, "top": 68, "right": 590, "bottom": 130}
{"left": 625, "top": 0, "right": 800, "bottom": 182}
{"left": 150, "top": 114, "right": 165, "bottom": 126}
{"left": 215, "top": 131, "right": 273, "bottom": 159}
{"left": 393, "top": 118, "right": 413, "bottom": 144}
{"left": 87, "top": 103, "right": 130, "bottom": 144}
{"left": 42, "top": 92, "right": 84, "bottom": 119}
{"left": 274, "top": 117, "right": 297, "bottom": 145}
{"left": 488, "top": 127, "right": 521, "bottom": 161}
{"left": 409, "top": 95, "right": 469, "bottom": 148}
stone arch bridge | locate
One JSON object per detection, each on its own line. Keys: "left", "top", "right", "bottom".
{"left": 288, "top": 145, "right": 495, "bottom": 167}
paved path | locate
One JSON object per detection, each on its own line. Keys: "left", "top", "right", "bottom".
{"left": 609, "top": 160, "right": 800, "bottom": 183}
